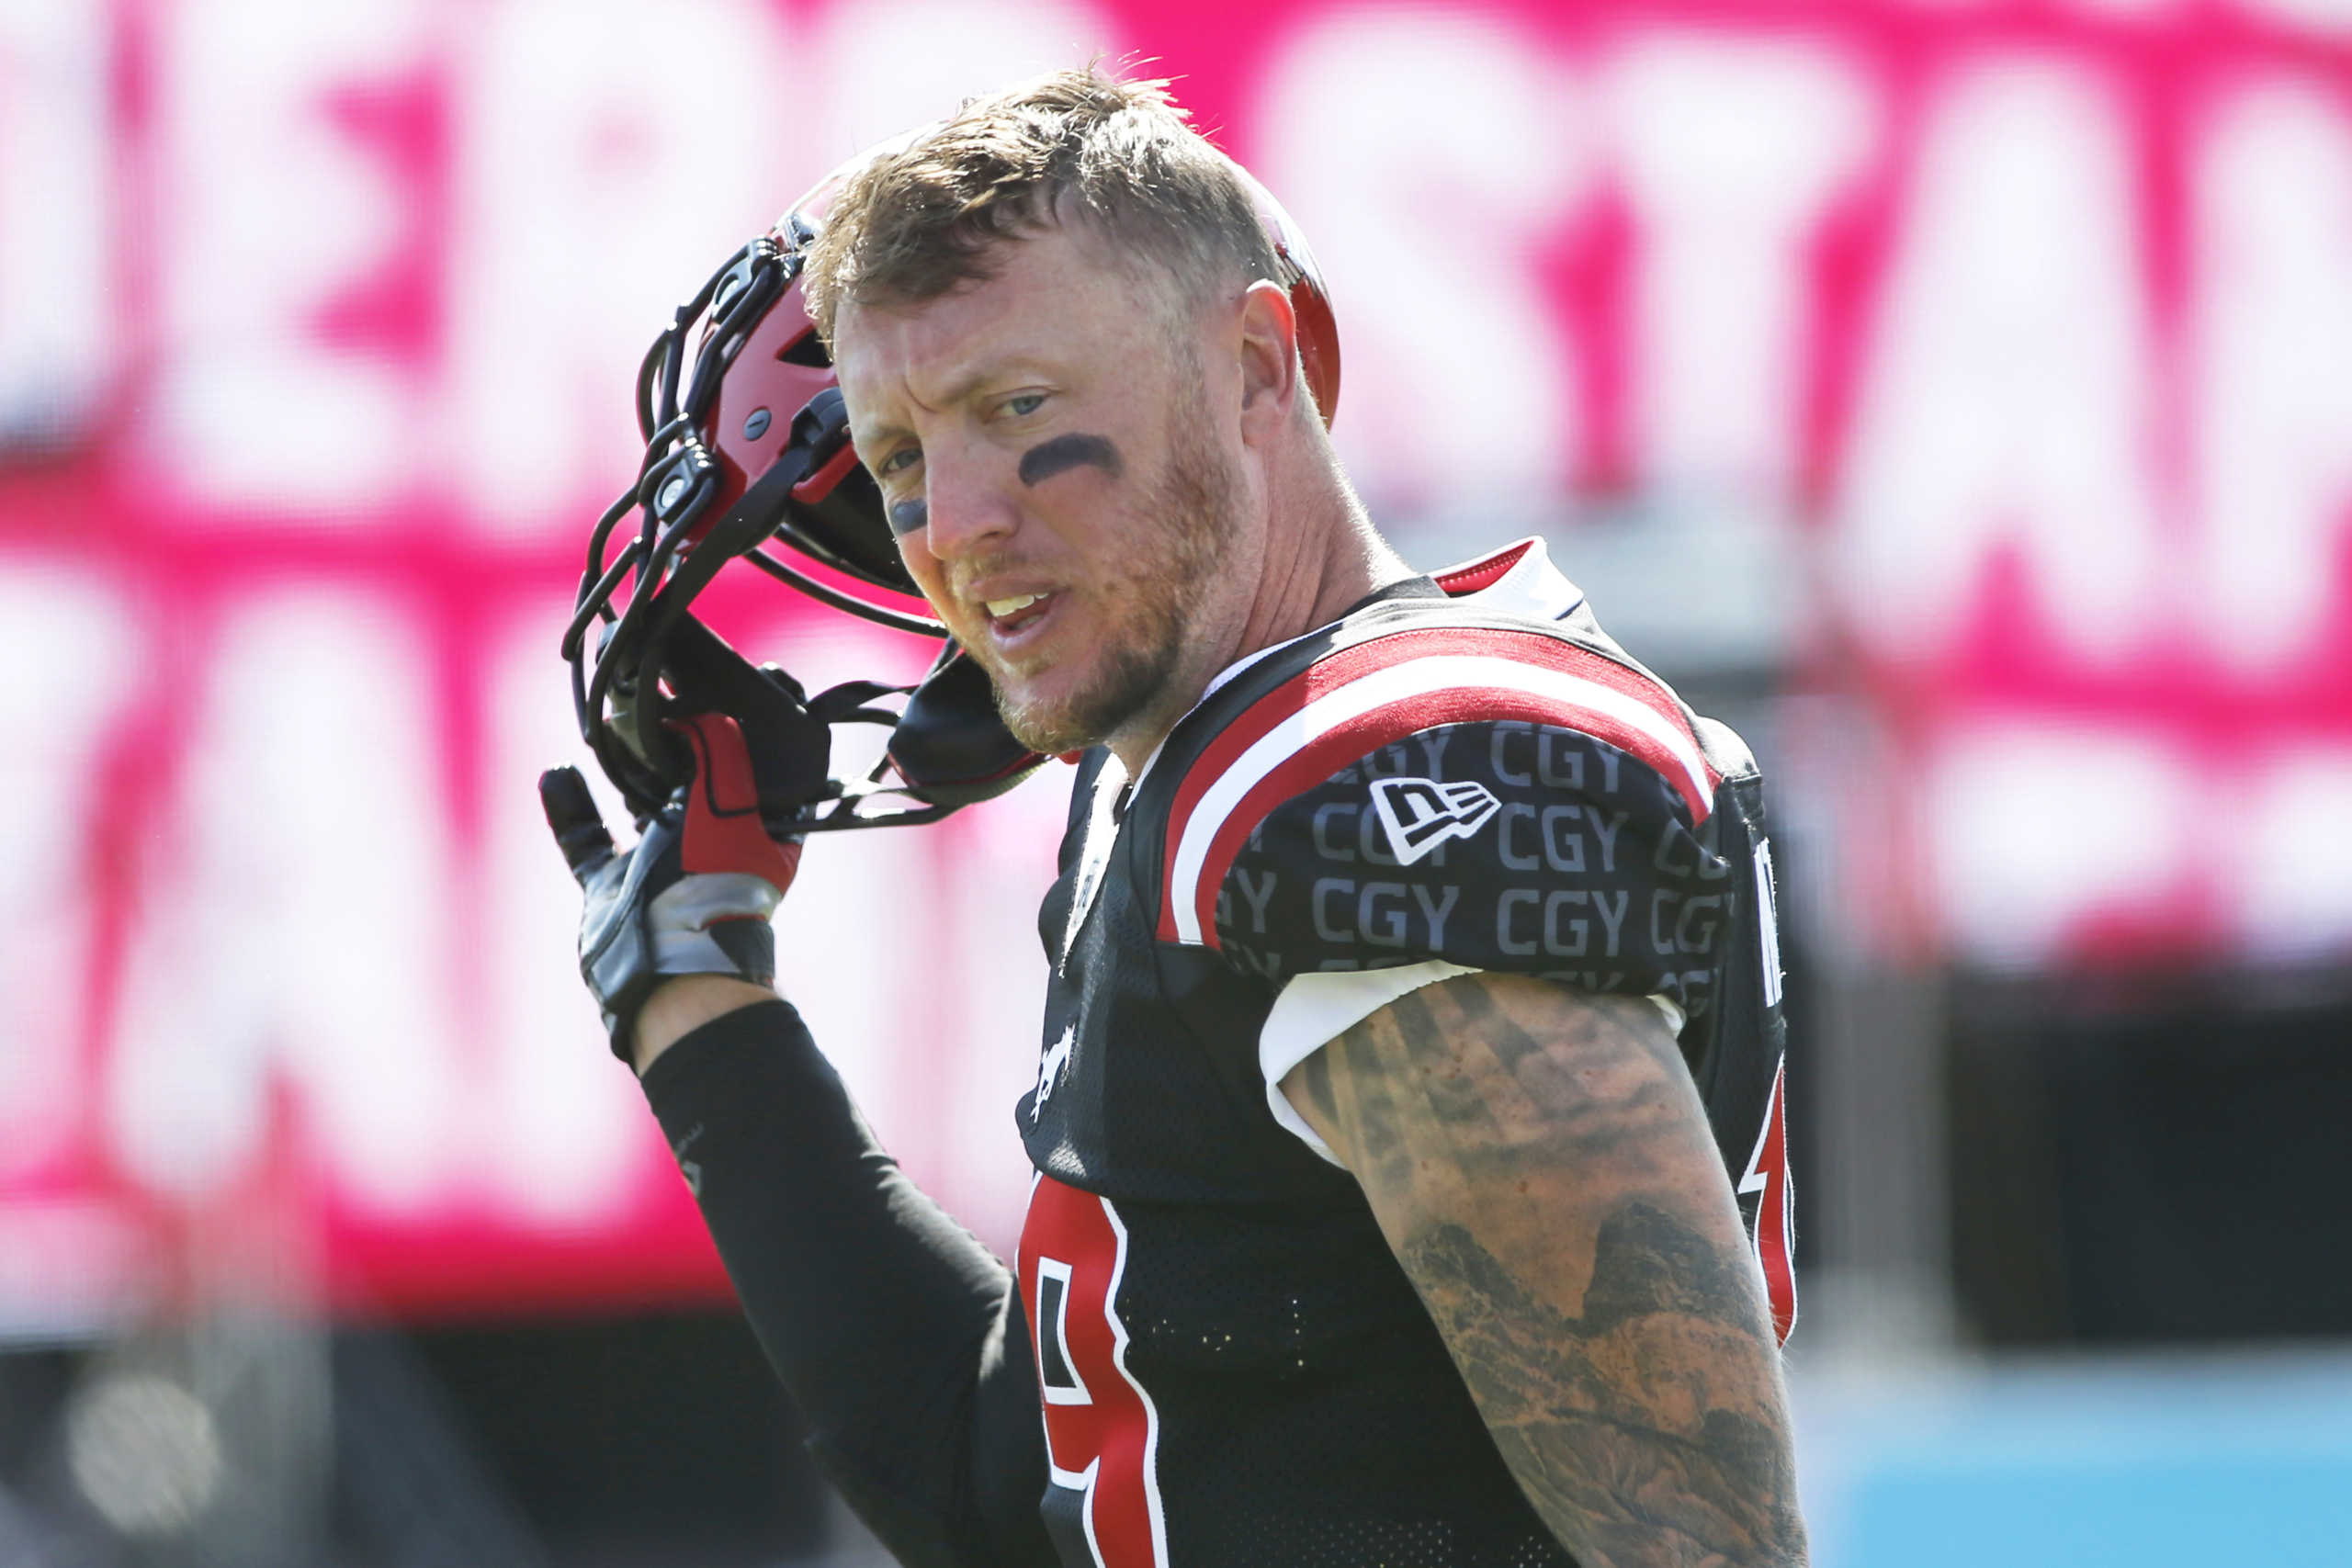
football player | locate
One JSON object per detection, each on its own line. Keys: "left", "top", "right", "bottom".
{"left": 543, "top": 67, "right": 1805, "bottom": 1568}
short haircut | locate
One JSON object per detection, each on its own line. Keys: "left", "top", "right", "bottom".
{"left": 800, "top": 66, "right": 1283, "bottom": 345}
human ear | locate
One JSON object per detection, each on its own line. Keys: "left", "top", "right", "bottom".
{"left": 1236, "top": 279, "right": 1300, "bottom": 442}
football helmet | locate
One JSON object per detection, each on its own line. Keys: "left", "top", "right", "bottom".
{"left": 561, "top": 146, "right": 1341, "bottom": 831}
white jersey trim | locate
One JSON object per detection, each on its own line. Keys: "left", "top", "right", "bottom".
{"left": 1432, "top": 535, "right": 1586, "bottom": 623}
{"left": 1133, "top": 537, "right": 1582, "bottom": 800}
{"left": 1096, "top": 1196, "right": 1169, "bottom": 1568}
{"left": 1058, "top": 757, "right": 1130, "bottom": 972}
{"left": 1169, "top": 653, "right": 1718, "bottom": 944}
{"left": 1260, "top": 963, "right": 1687, "bottom": 1167}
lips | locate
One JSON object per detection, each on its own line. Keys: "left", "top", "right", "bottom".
{"left": 984, "top": 591, "right": 1056, "bottom": 639}
{"left": 966, "top": 572, "right": 1058, "bottom": 637}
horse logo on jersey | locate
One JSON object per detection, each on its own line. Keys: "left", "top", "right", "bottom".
{"left": 1368, "top": 776, "right": 1501, "bottom": 866}
{"left": 1034, "top": 1024, "right": 1076, "bottom": 1122}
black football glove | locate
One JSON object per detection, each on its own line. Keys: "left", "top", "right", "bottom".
{"left": 539, "top": 712, "right": 803, "bottom": 1060}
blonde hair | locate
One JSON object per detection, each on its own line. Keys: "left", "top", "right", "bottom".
{"left": 801, "top": 66, "right": 1281, "bottom": 344}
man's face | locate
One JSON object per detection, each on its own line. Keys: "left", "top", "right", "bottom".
{"left": 831, "top": 223, "right": 1248, "bottom": 756}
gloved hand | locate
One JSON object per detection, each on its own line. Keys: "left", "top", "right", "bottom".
{"left": 539, "top": 712, "right": 804, "bottom": 1060}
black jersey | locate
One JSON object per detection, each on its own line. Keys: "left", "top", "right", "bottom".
{"left": 1011, "top": 538, "right": 1794, "bottom": 1568}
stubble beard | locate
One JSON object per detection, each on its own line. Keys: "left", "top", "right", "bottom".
{"left": 989, "top": 400, "right": 1240, "bottom": 757}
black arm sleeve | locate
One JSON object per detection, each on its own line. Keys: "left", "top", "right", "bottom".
{"left": 638, "top": 1000, "right": 1054, "bottom": 1568}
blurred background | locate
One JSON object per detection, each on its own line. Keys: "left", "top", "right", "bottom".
{"left": 3, "top": 0, "right": 2350, "bottom": 1562}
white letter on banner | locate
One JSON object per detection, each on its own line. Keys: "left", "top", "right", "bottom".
{"left": 814, "top": 0, "right": 1108, "bottom": 158}
{"left": 2238, "top": 0, "right": 2352, "bottom": 35}
{"left": 0, "top": 568, "right": 137, "bottom": 1179}
{"left": 2236, "top": 747, "right": 2352, "bottom": 961}
{"left": 146, "top": 0, "right": 428, "bottom": 511}
{"left": 1926, "top": 721, "right": 2194, "bottom": 968}
{"left": 724, "top": 615, "right": 945, "bottom": 1166}
{"left": 778, "top": 792, "right": 989, "bottom": 1198}
{"left": 441, "top": 0, "right": 793, "bottom": 536}
{"left": 481, "top": 609, "right": 652, "bottom": 1223}
{"left": 0, "top": 2, "right": 111, "bottom": 445}
{"left": 107, "top": 591, "right": 463, "bottom": 1213}
{"left": 1254, "top": 11, "right": 1586, "bottom": 510}
{"left": 1830, "top": 62, "right": 2161, "bottom": 662}
{"left": 2192, "top": 82, "right": 2352, "bottom": 671}
{"left": 1607, "top": 36, "right": 1873, "bottom": 492}
{"left": 927, "top": 745, "right": 1072, "bottom": 1244}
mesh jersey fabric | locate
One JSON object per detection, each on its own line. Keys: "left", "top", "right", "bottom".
{"left": 1008, "top": 547, "right": 1792, "bottom": 1567}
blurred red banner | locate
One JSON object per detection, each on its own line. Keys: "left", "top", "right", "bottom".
{"left": 4, "top": 0, "right": 2349, "bottom": 1320}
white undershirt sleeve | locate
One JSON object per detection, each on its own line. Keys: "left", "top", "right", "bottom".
{"left": 1259, "top": 962, "right": 1479, "bottom": 1167}
{"left": 1259, "top": 965, "right": 1690, "bottom": 1168}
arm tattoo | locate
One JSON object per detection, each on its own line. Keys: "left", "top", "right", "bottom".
{"left": 1295, "top": 976, "right": 1807, "bottom": 1568}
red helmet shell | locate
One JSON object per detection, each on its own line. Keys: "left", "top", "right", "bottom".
{"left": 701, "top": 267, "right": 836, "bottom": 513}
{"left": 696, "top": 146, "right": 888, "bottom": 521}
{"left": 1239, "top": 172, "right": 1341, "bottom": 426}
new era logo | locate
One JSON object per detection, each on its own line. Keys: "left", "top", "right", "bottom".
{"left": 1368, "top": 776, "right": 1502, "bottom": 866}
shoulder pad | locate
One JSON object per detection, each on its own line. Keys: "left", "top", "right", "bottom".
{"left": 1155, "top": 618, "right": 1719, "bottom": 952}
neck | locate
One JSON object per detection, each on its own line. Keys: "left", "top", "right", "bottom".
{"left": 1104, "top": 461, "right": 1411, "bottom": 773}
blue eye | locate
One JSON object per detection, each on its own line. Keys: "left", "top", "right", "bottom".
{"left": 1004, "top": 392, "right": 1046, "bottom": 418}
{"left": 876, "top": 446, "right": 919, "bottom": 478}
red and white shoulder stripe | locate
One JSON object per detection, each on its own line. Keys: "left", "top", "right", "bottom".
{"left": 1157, "top": 625, "right": 1720, "bottom": 949}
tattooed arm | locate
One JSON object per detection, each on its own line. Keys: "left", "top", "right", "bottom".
{"left": 1282, "top": 972, "right": 1806, "bottom": 1568}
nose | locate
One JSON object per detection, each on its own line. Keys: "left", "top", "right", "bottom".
{"left": 908, "top": 439, "right": 1019, "bottom": 566}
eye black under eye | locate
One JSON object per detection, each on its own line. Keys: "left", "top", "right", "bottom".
{"left": 1019, "top": 433, "right": 1124, "bottom": 488}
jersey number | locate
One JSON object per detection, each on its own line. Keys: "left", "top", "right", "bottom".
{"left": 1017, "top": 1174, "right": 1168, "bottom": 1568}
{"left": 1737, "top": 1055, "right": 1798, "bottom": 1343}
